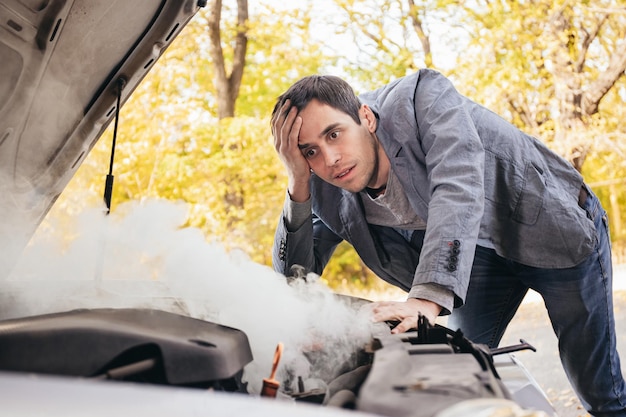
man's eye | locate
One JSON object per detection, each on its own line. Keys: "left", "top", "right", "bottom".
{"left": 329, "top": 131, "right": 339, "bottom": 140}
{"left": 304, "top": 149, "right": 317, "bottom": 159}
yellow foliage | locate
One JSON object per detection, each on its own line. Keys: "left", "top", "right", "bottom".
{"left": 45, "top": 0, "right": 626, "bottom": 293}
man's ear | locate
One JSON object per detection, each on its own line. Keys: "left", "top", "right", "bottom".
{"left": 360, "top": 104, "right": 377, "bottom": 132}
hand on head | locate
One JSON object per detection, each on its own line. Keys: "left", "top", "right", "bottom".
{"left": 271, "top": 99, "right": 311, "bottom": 202}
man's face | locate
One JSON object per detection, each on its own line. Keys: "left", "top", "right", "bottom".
{"left": 296, "top": 99, "right": 388, "bottom": 193}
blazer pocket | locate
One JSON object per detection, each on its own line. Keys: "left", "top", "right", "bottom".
{"left": 512, "top": 162, "right": 545, "bottom": 225}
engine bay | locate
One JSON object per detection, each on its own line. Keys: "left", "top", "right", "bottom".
{"left": 0, "top": 306, "right": 554, "bottom": 417}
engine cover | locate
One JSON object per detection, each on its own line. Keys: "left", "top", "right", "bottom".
{"left": 0, "top": 308, "right": 253, "bottom": 387}
{"left": 357, "top": 331, "right": 511, "bottom": 417}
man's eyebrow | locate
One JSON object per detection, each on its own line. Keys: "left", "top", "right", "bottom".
{"left": 298, "top": 123, "right": 342, "bottom": 150}
{"left": 320, "top": 123, "right": 341, "bottom": 138}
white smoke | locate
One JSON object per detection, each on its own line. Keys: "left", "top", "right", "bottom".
{"left": 2, "top": 198, "right": 379, "bottom": 394}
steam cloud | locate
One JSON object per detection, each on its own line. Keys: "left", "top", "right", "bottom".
{"left": 1, "top": 198, "right": 379, "bottom": 394}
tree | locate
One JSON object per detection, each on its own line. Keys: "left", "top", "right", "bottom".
{"left": 329, "top": 0, "right": 458, "bottom": 89}
{"left": 207, "top": 0, "right": 248, "bottom": 119}
{"left": 450, "top": 1, "right": 626, "bottom": 170}
{"left": 547, "top": 2, "right": 626, "bottom": 170}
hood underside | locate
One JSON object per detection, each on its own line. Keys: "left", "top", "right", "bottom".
{"left": 0, "top": 0, "right": 201, "bottom": 278}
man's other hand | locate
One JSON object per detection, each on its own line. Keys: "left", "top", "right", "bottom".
{"left": 370, "top": 298, "right": 442, "bottom": 334}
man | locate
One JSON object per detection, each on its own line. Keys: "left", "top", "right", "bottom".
{"left": 270, "top": 69, "right": 626, "bottom": 415}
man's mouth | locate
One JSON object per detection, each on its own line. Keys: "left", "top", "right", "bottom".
{"left": 334, "top": 167, "right": 353, "bottom": 179}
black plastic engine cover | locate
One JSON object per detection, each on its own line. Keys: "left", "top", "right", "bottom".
{"left": 0, "top": 308, "right": 253, "bottom": 386}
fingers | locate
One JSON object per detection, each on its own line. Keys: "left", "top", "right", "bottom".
{"left": 271, "top": 99, "right": 311, "bottom": 201}
{"left": 370, "top": 300, "right": 413, "bottom": 319}
{"left": 271, "top": 99, "right": 291, "bottom": 135}
{"left": 391, "top": 317, "right": 417, "bottom": 335}
{"left": 272, "top": 99, "right": 299, "bottom": 153}
{"left": 272, "top": 100, "right": 304, "bottom": 167}
{"left": 369, "top": 300, "right": 439, "bottom": 335}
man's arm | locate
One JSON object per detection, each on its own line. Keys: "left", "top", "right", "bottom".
{"left": 410, "top": 70, "right": 485, "bottom": 306}
{"left": 272, "top": 193, "right": 343, "bottom": 276}
{"left": 271, "top": 98, "right": 343, "bottom": 276}
{"left": 364, "top": 70, "right": 485, "bottom": 332}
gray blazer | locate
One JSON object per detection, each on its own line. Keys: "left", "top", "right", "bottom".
{"left": 273, "top": 69, "right": 595, "bottom": 307}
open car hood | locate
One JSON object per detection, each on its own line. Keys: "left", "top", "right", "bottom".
{"left": 0, "top": 0, "right": 202, "bottom": 279}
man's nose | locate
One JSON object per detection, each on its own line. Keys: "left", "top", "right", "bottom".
{"left": 324, "top": 149, "right": 340, "bottom": 167}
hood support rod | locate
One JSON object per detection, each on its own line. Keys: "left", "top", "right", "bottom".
{"left": 103, "top": 78, "right": 126, "bottom": 214}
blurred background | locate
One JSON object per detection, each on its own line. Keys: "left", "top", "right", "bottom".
{"left": 44, "top": 0, "right": 626, "bottom": 295}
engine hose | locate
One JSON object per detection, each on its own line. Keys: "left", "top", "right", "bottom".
{"left": 326, "top": 389, "right": 357, "bottom": 409}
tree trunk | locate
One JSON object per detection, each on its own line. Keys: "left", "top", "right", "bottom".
{"left": 207, "top": 0, "right": 248, "bottom": 119}
{"left": 548, "top": 5, "right": 626, "bottom": 172}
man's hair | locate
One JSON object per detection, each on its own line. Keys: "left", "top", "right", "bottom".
{"left": 272, "top": 75, "right": 362, "bottom": 125}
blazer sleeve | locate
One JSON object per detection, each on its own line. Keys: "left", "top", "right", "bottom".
{"left": 272, "top": 197, "right": 343, "bottom": 277}
{"left": 409, "top": 70, "right": 485, "bottom": 306}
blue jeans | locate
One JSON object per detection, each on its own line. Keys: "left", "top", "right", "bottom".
{"left": 448, "top": 187, "right": 626, "bottom": 416}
